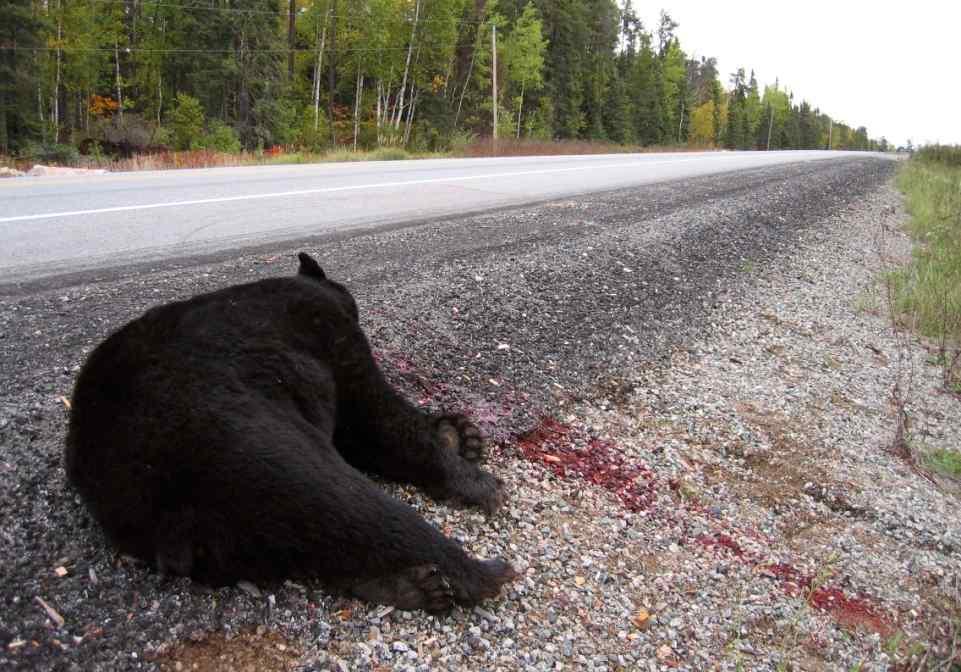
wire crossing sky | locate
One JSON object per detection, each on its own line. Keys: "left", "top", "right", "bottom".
{"left": 641, "top": 0, "right": 958, "bottom": 147}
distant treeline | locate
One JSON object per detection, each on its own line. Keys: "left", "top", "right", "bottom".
{"left": 0, "top": 0, "right": 890, "bottom": 160}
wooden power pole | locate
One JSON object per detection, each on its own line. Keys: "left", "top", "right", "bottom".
{"left": 766, "top": 104, "right": 774, "bottom": 150}
{"left": 288, "top": 0, "right": 296, "bottom": 81}
{"left": 492, "top": 24, "right": 498, "bottom": 145}
{"left": 328, "top": 0, "right": 337, "bottom": 145}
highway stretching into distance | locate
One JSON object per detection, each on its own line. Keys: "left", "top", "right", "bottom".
{"left": 0, "top": 150, "right": 886, "bottom": 283}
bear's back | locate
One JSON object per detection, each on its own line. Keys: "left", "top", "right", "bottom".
{"left": 64, "top": 275, "right": 350, "bottom": 503}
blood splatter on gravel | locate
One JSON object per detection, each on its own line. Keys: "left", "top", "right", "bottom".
{"left": 516, "top": 417, "right": 658, "bottom": 512}
{"left": 695, "top": 539, "right": 896, "bottom": 636}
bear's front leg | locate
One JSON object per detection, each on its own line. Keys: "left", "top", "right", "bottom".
{"left": 424, "top": 413, "right": 505, "bottom": 514}
{"left": 325, "top": 327, "right": 506, "bottom": 512}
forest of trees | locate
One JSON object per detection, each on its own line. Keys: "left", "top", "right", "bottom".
{"left": 0, "top": 0, "right": 889, "bottom": 159}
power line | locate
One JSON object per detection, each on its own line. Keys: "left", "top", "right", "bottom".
{"left": 0, "top": 43, "right": 478, "bottom": 55}
{"left": 59, "top": 0, "right": 492, "bottom": 25}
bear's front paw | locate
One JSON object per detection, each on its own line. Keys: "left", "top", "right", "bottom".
{"left": 432, "top": 468, "right": 505, "bottom": 515}
{"left": 436, "top": 414, "right": 486, "bottom": 462}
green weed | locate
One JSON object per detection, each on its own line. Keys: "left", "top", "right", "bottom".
{"left": 894, "top": 156, "right": 961, "bottom": 389}
{"left": 924, "top": 447, "right": 961, "bottom": 479}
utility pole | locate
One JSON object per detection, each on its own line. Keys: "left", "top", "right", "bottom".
{"left": 827, "top": 118, "right": 833, "bottom": 150}
{"left": 492, "top": 24, "right": 498, "bottom": 146}
{"left": 288, "top": 0, "right": 296, "bottom": 81}
{"left": 328, "top": 0, "right": 337, "bottom": 145}
{"left": 765, "top": 103, "right": 773, "bottom": 150}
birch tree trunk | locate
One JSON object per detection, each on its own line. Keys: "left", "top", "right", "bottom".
{"left": 375, "top": 81, "right": 381, "bottom": 145}
{"left": 453, "top": 46, "right": 475, "bottom": 131}
{"left": 392, "top": 0, "right": 420, "bottom": 130}
{"left": 352, "top": 72, "right": 364, "bottom": 151}
{"left": 516, "top": 82, "right": 525, "bottom": 138}
{"left": 313, "top": 10, "right": 330, "bottom": 131}
{"left": 115, "top": 40, "right": 124, "bottom": 122}
{"left": 54, "top": 16, "right": 62, "bottom": 142}
{"left": 403, "top": 88, "right": 418, "bottom": 144}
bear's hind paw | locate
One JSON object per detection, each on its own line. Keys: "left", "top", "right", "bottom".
{"left": 351, "top": 564, "right": 455, "bottom": 613}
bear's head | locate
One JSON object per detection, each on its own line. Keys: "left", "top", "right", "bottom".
{"left": 297, "top": 252, "right": 360, "bottom": 322}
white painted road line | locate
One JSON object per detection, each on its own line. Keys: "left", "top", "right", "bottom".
{"left": 0, "top": 156, "right": 752, "bottom": 224}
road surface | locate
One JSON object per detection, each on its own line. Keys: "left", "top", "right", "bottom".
{"left": 0, "top": 150, "right": 885, "bottom": 283}
{"left": 1, "top": 157, "right": 904, "bottom": 670}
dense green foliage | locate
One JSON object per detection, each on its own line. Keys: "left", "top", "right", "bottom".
{"left": 0, "top": 0, "right": 887, "bottom": 158}
{"left": 915, "top": 144, "right": 961, "bottom": 168}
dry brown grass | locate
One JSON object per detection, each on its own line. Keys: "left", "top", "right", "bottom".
{"left": 152, "top": 628, "right": 301, "bottom": 672}
{"left": 3, "top": 139, "right": 718, "bottom": 174}
{"left": 454, "top": 137, "right": 713, "bottom": 158}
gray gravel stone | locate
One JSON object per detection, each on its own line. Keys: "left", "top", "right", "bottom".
{"left": 5, "top": 158, "right": 952, "bottom": 672}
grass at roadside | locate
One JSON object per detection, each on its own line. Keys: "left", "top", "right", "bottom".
{"left": 883, "top": 147, "right": 961, "bottom": 671}
{"left": 892, "top": 146, "right": 961, "bottom": 392}
{"left": 109, "top": 146, "right": 445, "bottom": 171}
{"left": 923, "top": 447, "right": 961, "bottom": 479}
{"left": 1, "top": 138, "right": 707, "bottom": 174}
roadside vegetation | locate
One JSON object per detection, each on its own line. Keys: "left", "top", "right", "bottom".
{"left": 1, "top": 1, "right": 889, "bottom": 169}
{"left": 893, "top": 145, "right": 961, "bottom": 395}
{"left": 882, "top": 145, "right": 961, "bottom": 671}
{"left": 0, "top": 136, "right": 690, "bottom": 173}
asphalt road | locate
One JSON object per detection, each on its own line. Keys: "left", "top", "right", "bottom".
{"left": 0, "top": 150, "right": 883, "bottom": 283}
{"left": 0, "top": 157, "right": 896, "bottom": 670}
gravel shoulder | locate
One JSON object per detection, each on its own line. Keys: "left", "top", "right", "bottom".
{"left": 3, "top": 157, "right": 957, "bottom": 671}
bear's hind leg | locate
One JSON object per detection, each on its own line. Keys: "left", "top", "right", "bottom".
{"left": 207, "top": 432, "right": 515, "bottom": 609}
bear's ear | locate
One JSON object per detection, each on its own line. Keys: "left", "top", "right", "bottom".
{"left": 297, "top": 252, "right": 326, "bottom": 280}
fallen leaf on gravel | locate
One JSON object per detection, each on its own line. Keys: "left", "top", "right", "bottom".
{"left": 372, "top": 605, "right": 394, "bottom": 619}
{"left": 57, "top": 396, "right": 71, "bottom": 410}
{"left": 631, "top": 608, "right": 651, "bottom": 629}
{"left": 35, "top": 596, "right": 65, "bottom": 628}
{"left": 237, "top": 581, "right": 261, "bottom": 598}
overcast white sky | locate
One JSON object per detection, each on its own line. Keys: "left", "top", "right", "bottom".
{"left": 636, "top": 1, "right": 958, "bottom": 147}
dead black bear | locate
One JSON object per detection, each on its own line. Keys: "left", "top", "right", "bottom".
{"left": 65, "top": 253, "right": 515, "bottom": 612}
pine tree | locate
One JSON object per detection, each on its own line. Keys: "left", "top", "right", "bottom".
{"left": 724, "top": 68, "right": 746, "bottom": 149}
{"left": 0, "top": 0, "right": 44, "bottom": 152}
{"left": 711, "top": 79, "right": 723, "bottom": 146}
{"left": 538, "top": 0, "right": 588, "bottom": 138}
{"left": 631, "top": 32, "right": 662, "bottom": 145}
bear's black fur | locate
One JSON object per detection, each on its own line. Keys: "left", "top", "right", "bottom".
{"left": 65, "top": 253, "right": 515, "bottom": 612}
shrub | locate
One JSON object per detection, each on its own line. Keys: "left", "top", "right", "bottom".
{"left": 170, "top": 93, "right": 205, "bottom": 150}
{"left": 88, "top": 113, "right": 156, "bottom": 156}
{"left": 370, "top": 147, "right": 410, "bottom": 161}
{"left": 251, "top": 97, "right": 299, "bottom": 149}
{"left": 18, "top": 142, "right": 80, "bottom": 165}
{"left": 296, "top": 107, "right": 330, "bottom": 152}
{"left": 152, "top": 125, "right": 173, "bottom": 149}
{"left": 198, "top": 120, "right": 242, "bottom": 154}
{"left": 448, "top": 129, "right": 477, "bottom": 153}
{"left": 916, "top": 144, "right": 961, "bottom": 168}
